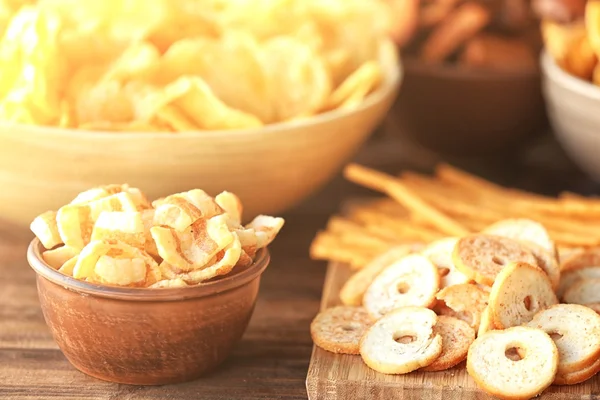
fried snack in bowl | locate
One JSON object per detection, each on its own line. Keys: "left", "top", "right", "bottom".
{"left": 27, "top": 184, "right": 283, "bottom": 385}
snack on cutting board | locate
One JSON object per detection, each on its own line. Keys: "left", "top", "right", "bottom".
{"left": 30, "top": 185, "right": 284, "bottom": 288}
{"left": 309, "top": 163, "right": 600, "bottom": 399}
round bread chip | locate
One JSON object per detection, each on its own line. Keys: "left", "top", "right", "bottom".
{"left": 310, "top": 306, "right": 373, "bottom": 355}
{"left": 557, "top": 266, "right": 600, "bottom": 300}
{"left": 477, "top": 305, "right": 496, "bottom": 337}
{"left": 482, "top": 218, "right": 555, "bottom": 255}
{"left": 489, "top": 262, "right": 558, "bottom": 329}
{"left": 467, "top": 327, "right": 558, "bottom": 400}
{"left": 554, "top": 357, "right": 600, "bottom": 385}
{"left": 340, "top": 245, "right": 413, "bottom": 306}
{"left": 360, "top": 307, "right": 442, "bottom": 374}
{"left": 563, "top": 278, "right": 600, "bottom": 305}
{"left": 560, "top": 247, "right": 600, "bottom": 272}
{"left": 421, "top": 237, "right": 471, "bottom": 288}
{"left": 453, "top": 234, "right": 537, "bottom": 286}
{"left": 527, "top": 304, "right": 600, "bottom": 375}
{"left": 363, "top": 254, "right": 440, "bottom": 320}
{"left": 435, "top": 283, "right": 488, "bottom": 331}
{"left": 421, "top": 315, "right": 475, "bottom": 372}
{"left": 520, "top": 241, "right": 560, "bottom": 292}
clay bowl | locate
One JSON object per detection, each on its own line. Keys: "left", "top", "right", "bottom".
{"left": 542, "top": 51, "right": 600, "bottom": 181}
{"left": 392, "top": 57, "right": 547, "bottom": 156}
{"left": 27, "top": 238, "right": 269, "bottom": 385}
{"left": 0, "top": 41, "right": 402, "bottom": 227}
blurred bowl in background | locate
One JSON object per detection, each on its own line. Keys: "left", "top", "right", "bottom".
{"left": 0, "top": 44, "right": 402, "bottom": 227}
{"left": 392, "top": 57, "right": 547, "bottom": 156}
{"left": 542, "top": 51, "right": 600, "bottom": 181}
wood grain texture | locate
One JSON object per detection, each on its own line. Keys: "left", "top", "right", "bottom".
{"left": 306, "top": 263, "right": 600, "bottom": 400}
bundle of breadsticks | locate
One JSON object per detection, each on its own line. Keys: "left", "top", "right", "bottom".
{"left": 390, "top": 0, "right": 540, "bottom": 71}
{"left": 311, "top": 163, "right": 600, "bottom": 270}
{"left": 536, "top": 0, "right": 600, "bottom": 83}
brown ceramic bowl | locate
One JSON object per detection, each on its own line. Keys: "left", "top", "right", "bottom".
{"left": 392, "top": 57, "right": 548, "bottom": 156}
{"left": 26, "top": 238, "right": 269, "bottom": 385}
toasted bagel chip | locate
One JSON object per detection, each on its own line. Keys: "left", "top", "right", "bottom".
{"left": 422, "top": 315, "right": 475, "bottom": 371}
{"left": 421, "top": 237, "right": 471, "bottom": 288}
{"left": 311, "top": 306, "right": 373, "bottom": 355}
{"left": 435, "top": 283, "right": 488, "bottom": 330}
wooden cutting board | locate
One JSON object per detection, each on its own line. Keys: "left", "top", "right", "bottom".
{"left": 305, "top": 262, "right": 600, "bottom": 400}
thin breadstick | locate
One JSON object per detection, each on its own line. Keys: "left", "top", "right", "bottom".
{"left": 310, "top": 232, "right": 377, "bottom": 269}
{"left": 349, "top": 208, "right": 446, "bottom": 242}
{"left": 344, "top": 164, "right": 469, "bottom": 236}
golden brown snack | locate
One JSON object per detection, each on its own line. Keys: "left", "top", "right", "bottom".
{"left": 560, "top": 247, "right": 600, "bottom": 271}
{"left": 554, "top": 357, "right": 600, "bottom": 385}
{"left": 421, "top": 237, "right": 471, "bottom": 288}
{"left": 563, "top": 278, "right": 600, "bottom": 304}
{"left": 477, "top": 305, "right": 496, "bottom": 337}
{"left": 30, "top": 210, "right": 62, "bottom": 249}
{"left": 310, "top": 306, "right": 373, "bottom": 355}
{"left": 460, "top": 34, "right": 536, "bottom": 71}
{"left": 467, "top": 327, "right": 558, "bottom": 400}
{"left": 360, "top": 307, "right": 442, "bottom": 374}
{"left": 421, "top": 315, "right": 475, "bottom": 371}
{"left": 363, "top": 254, "right": 440, "bottom": 319}
{"left": 421, "top": 2, "right": 490, "bottom": 63}
{"left": 481, "top": 218, "right": 555, "bottom": 254}
{"left": 541, "top": 20, "right": 588, "bottom": 67}
{"left": 557, "top": 266, "right": 600, "bottom": 300}
{"left": 435, "top": 283, "right": 488, "bottom": 330}
{"left": 527, "top": 304, "right": 600, "bottom": 375}
{"left": 563, "top": 34, "right": 598, "bottom": 80}
{"left": 452, "top": 234, "right": 537, "bottom": 286}
{"left": 488, "top": 262, "right": 558, "bottom": 329}
{"left": 340, "top": 245, "right": 413, "bottom": 306}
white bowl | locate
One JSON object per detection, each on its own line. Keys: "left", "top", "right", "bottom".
{"left": 542, "top": 51, "right": 600, "bottom": 181}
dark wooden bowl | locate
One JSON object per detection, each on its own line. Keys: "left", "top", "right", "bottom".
{"left": 27, "top": 239, "right": 269, "bottom": 385}
{"left": 392, "top": 57, "right": 548, "bottom": 155}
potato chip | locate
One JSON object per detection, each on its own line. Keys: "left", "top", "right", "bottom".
{"left": 152, "top": 104, "right": 197, "bottom": 131}
{"left": 137, "top": 76, "right": 263, "bottom": 130}
{"left": 215, "top": 191, "right": 243, "bottom": 227}
{"left": 149, "top": 278, "right": 189, "bottom": 289}
{"left": 245, "top": 215, "right": 285, "bottom": 249}
{"left": 0, "top": 6, "right": 64, "bottom": 124}
{"left": 141, "top": 208, "right": 160, "bottom": 259}
{"left": 30, "top": 210, "right": 62, "bottom": 249}
{"left": 91, "top": 211, "right": 145, "bottom": 249}
{"left": 73, "top": 239, "right": 160, "bottom": 286}
{"left": 324, "top": 61, "right": 382, "bottom": 111}
{"left": 101, "top": 41, "right": 160, "bottom": 84}
{"left": 159, "top": 32, "right": 271, "bottom": 122}
{"left": 260, "top": 37, "right": 331, "bottom": 121}
{"left": 41, "top": 245, "right": 78, "bottom": 269}
{"left": 151, "top": 214, "right": 234, "bottom": 271}
{"left": 58, "top": 255, "right": 77, "bottom": 276}
{"left": 153, "top": 189, "right": 223, "bottom": 231}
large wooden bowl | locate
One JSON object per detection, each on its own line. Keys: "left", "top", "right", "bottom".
{"left": 0, "top": 46, "right": 401, "bottom": 226}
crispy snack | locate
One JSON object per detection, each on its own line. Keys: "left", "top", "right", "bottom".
{"left": 554, "top": 357, "right": 600, "bottom": 385}
{"left": 421, "top": 237, "right": 471, "bottom": 288}
{"left": 435, "top": 283, "right": 488, "bottom": 330}
{"left": 310, "top": 306, "right": 373, "bottom": 355}
{"left": 488, "top": 262, "right": 558, "bottom": 329}
{"left": 467, "top": 327, "right": 558, "bottom": 399}
{"left": 420, "top": 3, "right": 490, "bottom": 63}
{"left": 563, "top": 278, "right": 600, "bottom": 304}
{"left": 31, "top": 185, "right": 283, "bottom": 288}
{"left": 421, "top": 315, "right": 475, "bottom": 371}
{"left": 363, "top": 254, "right": 440, "bottom": 319}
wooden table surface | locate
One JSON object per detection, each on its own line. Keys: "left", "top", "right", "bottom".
{"left": 0, "top": 128, "right": 596, "bottom": 400}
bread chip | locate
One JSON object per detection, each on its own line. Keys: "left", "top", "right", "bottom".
{"left": 41, "top": 245, "right": 78, "bottom": 269}
{"left": 151, "top": 214, "right": 234, "bottom": 271}
{"left": 488, "top": 262, "right": 558, "bottom": 329}
{"left": 363, "top": 254, "right": 440, "bottom": 319}
{"left": 422, "top": 315, "right": 475, "bottom": 372}
{"left": 435, "top": 283, "right": 488, "bottom": 330}
{"left": 554, "top": 357, "right": 600, "bottom": 385}
{"left": 557, "top": 266, "right": 600, "bottom": 300}
{"left": 311, "top": 306, "right": 373, "bottom": 355}
{"left": 482, "top": 218, "right": 555, "bottom": 254}
{"left": 560, "top": 247, "right": 600, "bottom": 271}
{"left": 477, "top": 305, "right": 496, "bottom": 337}
{"left": 149, "top": 278, "right": 189, "bottom": 289}
{"left": 340, "top": 245, "right": 413, "bottom": 306}
{"left": 91, "top": 211, "right": 145, "bottom": 249}
{"left": 563, "top": 278, "right": 600, "bottom": 305}
{"left": 421, "top": 237, "right": 471, "bottom": 288}
{"left": 153, "top": 189, "right": 223, "bottom": 231}
{"left": 467, "top": 327, "right": 558, "bottom": 400}
{"left": 360, "top": 307, "right": 442, "bottom": 374}
{"left": 73, "top": 240, "right": 161, "bottom": 287}
{"left": 30, "top": 210, "right": 62, "bottom": 249}
{"left": 453, "top": 234, "right": 537, "bottom": 286}
{"left": 527, "top": 304, "right": 600, "bottom": 375}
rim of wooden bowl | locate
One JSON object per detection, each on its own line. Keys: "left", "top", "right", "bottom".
{"left": 27, "top": 238, "right": 270, "bottom": 302}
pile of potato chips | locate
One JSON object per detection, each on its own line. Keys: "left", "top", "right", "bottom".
{"left": 30, "top": 184, "right": 284, "bottom": 288}
{"left": 0, "top": 0, "right": 397, "bottom": 132}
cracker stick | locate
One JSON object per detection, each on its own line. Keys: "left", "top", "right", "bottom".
{"left": 344, "top": 164, "right": 469, "bottom": 236}
{"left": 310, "top": 232, "right": 376, "bottom": 269}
